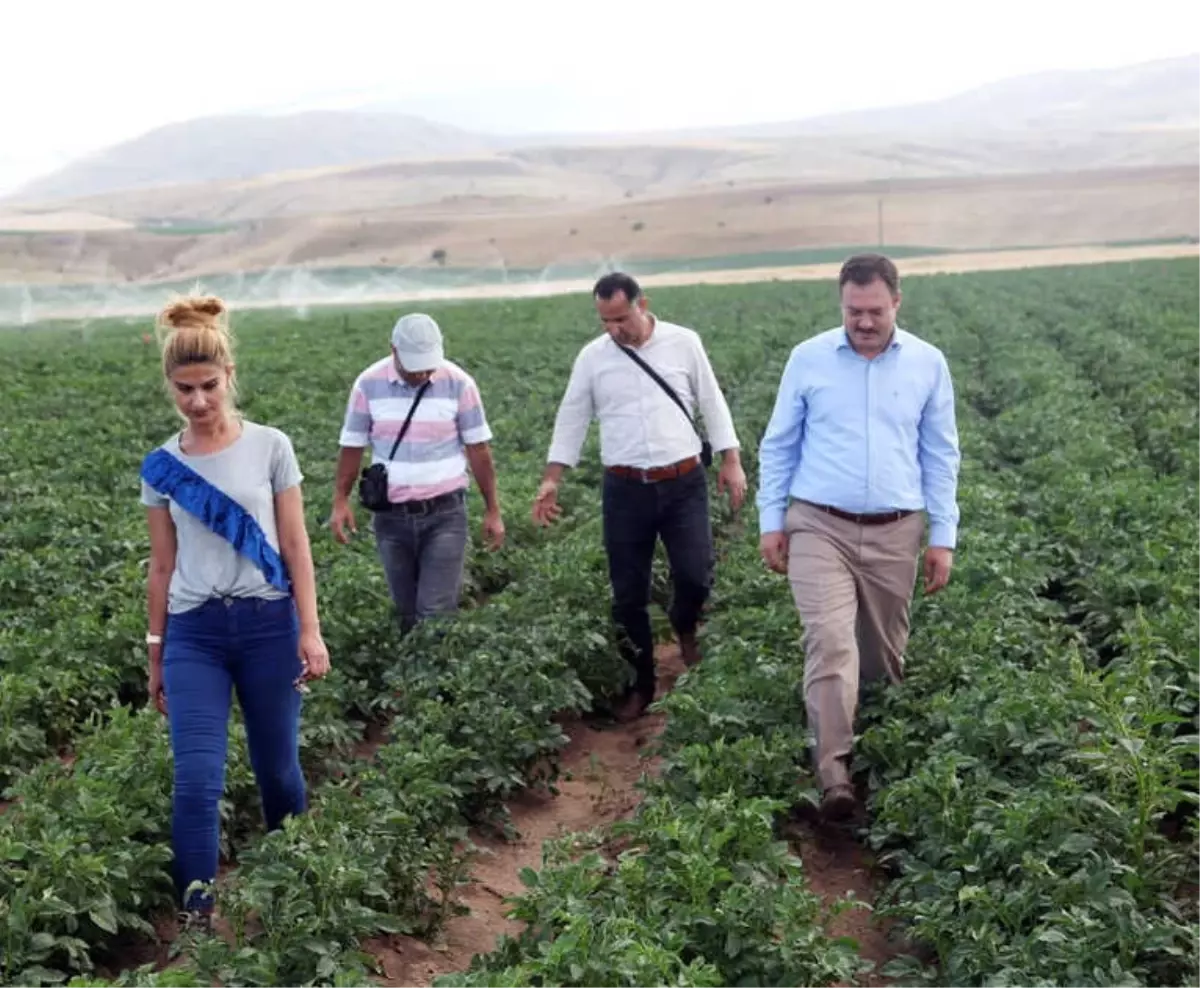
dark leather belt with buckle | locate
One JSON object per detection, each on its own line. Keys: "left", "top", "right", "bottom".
{"left": 799, "top": 499, "right": 915, "bottom": 525}
{"left": 386, "top": 490, "right": 464, "bottom": 515}
{"left": 606, "top": 455, "right": 701, "bottom": 483}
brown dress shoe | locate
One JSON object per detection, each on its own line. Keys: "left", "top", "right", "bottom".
{"left": 613, "top": 691, "right": 652, "bottom": 723}
{"left": 819, "top": 784, "right": 856, "bottom": 821}
{"left": 678, "top": 632, "right": 702, "bottom": 667}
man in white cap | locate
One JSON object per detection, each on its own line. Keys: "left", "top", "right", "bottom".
{"left": 331, "top": 312, "right": 504, "bottom": 633}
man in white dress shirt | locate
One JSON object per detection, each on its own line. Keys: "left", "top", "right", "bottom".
{"left": 532, "top": 272, "right": 746, "bottom": 721}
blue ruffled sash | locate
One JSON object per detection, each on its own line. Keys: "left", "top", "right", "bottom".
{"left": 140, "top": 448, "right": 291, "bottom": 593}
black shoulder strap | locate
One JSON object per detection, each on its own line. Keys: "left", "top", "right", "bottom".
{"left": 617, "top": 343, "right": 702, "bottom": 438}
{"left": 387, "top": 379, "right": 432, "bottom": 461}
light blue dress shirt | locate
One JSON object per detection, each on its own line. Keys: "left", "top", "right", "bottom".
{"left": 756, "top": 326, "right": 961, "bottom": 548}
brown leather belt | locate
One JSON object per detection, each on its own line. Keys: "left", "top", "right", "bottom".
{"left": 606, "top": 455, "right": 701, "bottom": 483}
{"left": 799, "top": 499, "right": 915, "bottom": 525}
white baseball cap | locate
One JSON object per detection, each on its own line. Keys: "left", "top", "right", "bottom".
{"left": 391, "top": 313, "right": 444, "bottom": 372}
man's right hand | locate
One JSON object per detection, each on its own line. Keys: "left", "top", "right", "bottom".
{"left": 759, "top": 531, "right": 788, "bottom": 574}
{"left": 531, "top": 479, "right": 562, "bottom": 527}
{"left": 330, "top": 498, "right": 357, "bottom": 544}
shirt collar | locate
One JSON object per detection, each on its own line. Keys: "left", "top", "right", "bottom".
{"left": 609, "top": 313, "right": 659, "bottom": 351}
{"left": 837, "top": 326, "right": 905, "bottom": 352}
{"left": 387, "top": 357, "right": 440, "bottom": 388}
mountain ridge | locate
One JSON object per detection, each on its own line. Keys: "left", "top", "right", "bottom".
{"left": 9, "top": 53, "right": 1196, "bottom": 205}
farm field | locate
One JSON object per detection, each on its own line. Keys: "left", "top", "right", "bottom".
{"left": 0, "top": 258, "right": 1197, "bottom": 987}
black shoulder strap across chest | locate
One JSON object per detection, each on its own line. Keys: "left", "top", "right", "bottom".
{"left": 617, "top": 342, "right": 701, "bottom": 437}
{"left": 386, "top": 379, "right": 432, "bottom": 460}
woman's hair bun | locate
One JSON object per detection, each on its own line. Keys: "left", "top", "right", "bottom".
{"left": 159, "top": 294, "right": 227, "bottom": 331}
{"left": 155, "top": 293, "right": 236, "bottom": 381}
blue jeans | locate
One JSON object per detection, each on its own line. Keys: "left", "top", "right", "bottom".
{"left": 162, "top": 595, "right": 307, "bottom": 910}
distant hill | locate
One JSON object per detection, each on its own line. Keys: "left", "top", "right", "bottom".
{"left": 7, "top": 54, "right": 1197, "bottom": 208}
{"left": 12, "top": 111, "right": 493, "bottom": 203}
{"left": 722, "top": 54, "right": 1199, "bottom": 137}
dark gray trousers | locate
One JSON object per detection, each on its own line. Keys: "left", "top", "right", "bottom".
{"left": 371, "top": 491, "right": 468, "bottom": 634}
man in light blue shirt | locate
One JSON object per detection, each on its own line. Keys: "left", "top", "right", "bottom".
{"left": 756, "top": 253, "right": 960, "bottom": 821}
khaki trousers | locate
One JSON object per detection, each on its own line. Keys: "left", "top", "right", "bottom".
{"left": 785, "top": 500, "right": 925, "bottom": 790}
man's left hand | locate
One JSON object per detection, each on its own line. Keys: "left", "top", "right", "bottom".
{"left": 716, "top": 459, "right": 747, "bottom": 513}
{"left": 482, "top": 508, "right": 506, "bottom": 551}
{"left": 923, "top": 546, "right": 954, "bottom": 595}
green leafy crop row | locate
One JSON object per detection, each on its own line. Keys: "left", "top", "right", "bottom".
{"left": 3, "top": 260, "right": 1196, "bottom": 987}
{"left": 439, "top": 260, "right": 1198, "bottom": 988}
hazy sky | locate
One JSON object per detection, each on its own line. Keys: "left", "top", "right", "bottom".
{"left": 2, "top": 0, "right": 1196, "bottom": 194}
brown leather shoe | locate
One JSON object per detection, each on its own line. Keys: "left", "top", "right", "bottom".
{"left": 819, "top": 784, "right": 856, "bottom": 821}
{"left": 678, "top": 631, "right": 702, "bottom": 668}
{"left": 612, "top": 691, "right": 652, "bottom": 723}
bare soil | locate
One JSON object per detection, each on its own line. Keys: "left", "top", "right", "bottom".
{"left": 366, "top": 641, "right": 908, "bottom": 988}
{"left": 0, "top": 209, "right": 134, "bottom": 232}
{"left": 2, "top": 163, "right": 1195, "bottom": 290}
{"left": 67, "top": 636, "right": 910, "bottom": 988}
{"left": 788, "top": 817, "right": 905, "bottom": 987}
{"left": 366, "top": 644, "right": 688, "bottom": 987}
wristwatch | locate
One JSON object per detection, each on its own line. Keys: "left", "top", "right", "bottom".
{"left": 146, "top": 633, "right": 163, "bottom": 646}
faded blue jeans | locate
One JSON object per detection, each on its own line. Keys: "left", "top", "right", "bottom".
{"left": 371, "top": 490, "right": 469, "bottom": 634}
{"left": 162, "top": 595, "right": 307, "bottom": 911}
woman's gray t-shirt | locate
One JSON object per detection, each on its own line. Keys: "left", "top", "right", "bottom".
{"left": 140, "top": 420, "right": 304, "bottom": 614}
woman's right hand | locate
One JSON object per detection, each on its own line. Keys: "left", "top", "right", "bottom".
{"left": 148, "top": 651, "right": 168, "bottom": 716}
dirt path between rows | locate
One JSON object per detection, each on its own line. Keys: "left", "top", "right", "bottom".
{"left": 100, "top": 654, "right": 682, "bottom": 983}
{"left": 367, "top": 642, "right": 905, "bottom": 987}
{"left": 367, "top": 644, "right": 688, "bottom": 986}
{"left": 789, "top": 818, "right": 903, "bottom": 988}
{"left": 94, "top": 640, "right": 904, "bottom": 986}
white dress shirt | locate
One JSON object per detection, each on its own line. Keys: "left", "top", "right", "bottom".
{"left": 546, "top": 317, "right": 740, "bottom": 469}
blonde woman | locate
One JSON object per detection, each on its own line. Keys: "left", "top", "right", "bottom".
{"left": 139, "top": 295, "right": 330, "bottom": 927}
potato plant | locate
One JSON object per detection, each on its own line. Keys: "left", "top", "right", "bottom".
{"left": 3, "top": 260, "right": 1196, "bottom": 987}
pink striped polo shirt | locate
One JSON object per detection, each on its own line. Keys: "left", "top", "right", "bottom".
{"left": 339, "top": 355, "right": 493, "bottom": 503}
